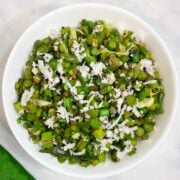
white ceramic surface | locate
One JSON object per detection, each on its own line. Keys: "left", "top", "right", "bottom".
{"left": 1, "top": 2, "right": 179, "bottom": 179}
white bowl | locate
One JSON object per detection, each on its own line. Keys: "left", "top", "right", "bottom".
{"left": 2, "top": 3, "right": 178, "bottom": 178}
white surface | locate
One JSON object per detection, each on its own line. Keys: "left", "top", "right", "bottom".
{"left": 2, "top": 3, "right": 178, "bottom": 178}
{"left": 0, "top": 0, "right": 180, "bottom": 180}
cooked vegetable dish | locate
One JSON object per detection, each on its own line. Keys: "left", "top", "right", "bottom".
{"left": 14, "top": 19, "right": 164, "bottom": 167}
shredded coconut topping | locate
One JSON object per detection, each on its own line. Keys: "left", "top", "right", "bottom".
{"left": 93, "top": 24, "right": 103, "bottom": 33}
{"left": 140, "top": 59, "right": 155, "bottom": 76}
{"left": 71, "top": 40, "right": 86, "bottom": 62}
{"left": 76, "top": 65, "right": 90, "bottom": 78}
{"left": 90, "top": 62, "right": 105, "bottom": 77}
{"left": 57, "top": 106, "right": 72, "bottom": 123}
{"left": 38, "top": 60, "right": 60, "bottom": 89}
{"left": 102, "top": 73, "right": 116, "bottom": 84}
{"left": 21, "top": 87, "right": 34, "bottom": 106}
{"left": 44, "top": 118, "right": 54, "bottom": 129}
{"left": 43, "top": 53, "right": 53, "bottom": 62}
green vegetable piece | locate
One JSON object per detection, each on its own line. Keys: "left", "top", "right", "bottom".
{"left": 108, "top": 40, "right": 117, "bottom": 50}
{"left": 100, "top": 51, "right": 107, "bottom": 61}
{"left": 102, "top": 101, "right": 110, "bottom": 108}
{"left": 128, "top": 148, "right": 136, "bottom": 156}
{"left": 33, "top": 40, "right": 42, "bottom": 49}
{"left": 132, "top": 52, "right": 141, "bottom": 63}
{"left": 110, "top": 150, "right": 119, "bottom": 162}
{"left": 144, "top": 114, "right": 155, "bottom": 123}
{"left": 63, "top": 98, "right": 72, "bottom": 108}
{"left": 87, "top": 34, "right": 94, "bottom": 45}
{"left": 135, "top": 127, "right": 145, "bottom": 137}
{"left": 41, "top": 131, "right": 53, "bottom": 148}
{"left": 33, "top": 76, "right": 41, "bottom": 84}
{"left": 97, "top": 31, "right": 105, "bottom": 43}
{"left": 24, "top": 66, "right": 32, "bottom": 79}
{"left": 99, "top": 109, "right": 109, "bottom": 116}
{"left": 36, "top": 108, "right": 42, "bottom": 117}
{"left": 17, "top": 116, "right": 24, "bottom": 124}
{"left": 72, "top": 132, "right": 80, "bottom": 139}
{"left": 143, "top": 123, "right": 154, "bottom": 133}
{"left": 70, "top": 28, "right": 77, "bottom": 39}
{"left": 76, "top": 86, "right": 90, "bottom": 94}
{"left": 61, "top": 27, "right": 70, "bottom": 36}
{"left": 44, "top": 89, "right": 52, "bottom": 97}
{"left": 121, "top": 56, "right": 130, "bottom": 62}
{"left": 136, "top": 97, "right": 154, "bottom": 108}
{"left": 84, "top": 55, "right": 96, "bottom": 63}
{"left": 130, "top": 138, "right": 137, "bottom": 146}
{"left": 49, "top": 59, "right": 58, "bottom": 70}
{"left": 82, "top": 122, "right": 91, "bottom": 133}
{"left": 150, "top": 82, "right": 159, "bottom": 89}
{"left": 58, "top": 155, "right": 67, "bottom": 163}
{"left": 92, "top": 38, "right": 98, "bottom": 47}
{"left": 138, "top": 88, "right": 150, "bottom": 100}
{"left": 154, "top": 104, "right": 164, "bottom": 114}
{"left": 140, "top": 47, "right": 151, "bottom": 59}
{"left": 98, "top": 152, "right": 106, "bottom": 162}
{"left": 137, "top": 71, "right": 147, "bottom": 80}
{"left": 37, "top": 44, "right": 49, "bottom": 53}
{"left": 77, "top": 140, "right": 87, "bottom": 151}
{"left": 93, "top": 127, "right": 105, "bottom": 139}
{"left": 59, "top": 40, "right": 68, "bottom": 54}
{"left": 14, "top": 102, "right": 23, "bottom": 113}
{"left": 158, "top": 92, "right": 164, "bottom": 103}
{"left": 26, "top": 102, "right": 37, "bottom": 113}
{"left": 82, "top": 19, "right": 95, "bottom": 32}
{"left": 23, "top": 80, "right": 33, "bottom": 88}
{"left": 48, "top": 108, "right": 55, "bottom": 116}
{"left": 69, "top": 157, "right": 78, "bottom": 164}
{"left": 80, "top": 161, "right": 89, "bottom": 167}
{"left": 64, "top": 128, "right": 71, "bottom": 139}
{"left": 41, "top": 131, "right": 53, "bottom": 141}
{"left": 88, "top": 109, "right": 99, "bottom": 118}
{"left": 100, "top": 85, "right": 112, "bottom": 94}
{"left": 26, "top": 113, "right": 37, "bottom": 121}
{"left": 90, "top": 118, "right": 101, "bottom": 129}
{"left": 110, "top": 106, "right": 116, "bottom": 115}
{"left": 109, "top": 55, "right": 122, "bottom": 70}
{"left": 125, "top": 95, "right": 136, "bottom": 105}
{"left": 91, "top": 47, "right": 99, "bottom": 56}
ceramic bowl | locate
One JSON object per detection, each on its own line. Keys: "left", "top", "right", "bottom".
{"left": 2, "top": 3, "right": 178, "bottom": 178}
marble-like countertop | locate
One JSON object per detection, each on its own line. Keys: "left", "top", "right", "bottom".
{"left": 0, "top": 0, "right": 180, "bottom": 179}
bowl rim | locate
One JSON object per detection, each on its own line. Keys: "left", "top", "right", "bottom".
{"left": 2, "top": 2, "right": 179, "bottom": 178}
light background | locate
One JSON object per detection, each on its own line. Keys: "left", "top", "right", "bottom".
{"left": 0, "top": 0, "right": 180, "bottom": 179}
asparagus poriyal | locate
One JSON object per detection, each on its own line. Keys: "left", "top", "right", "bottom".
{"left": 14, "top": 19, "right": 164, "bottom": 167}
